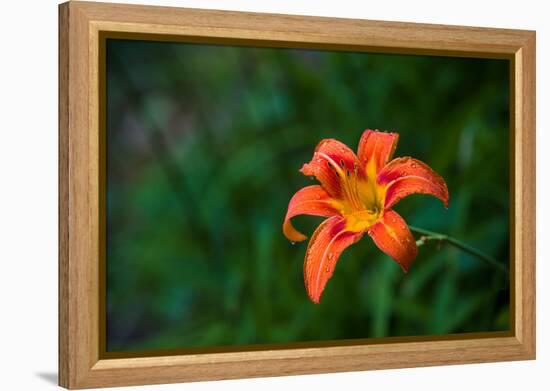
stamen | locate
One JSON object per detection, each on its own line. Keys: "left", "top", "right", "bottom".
{"left": 318, "top": 152, "right": 346, "bottom": 178}
{"left": 352, "top": 170, "right": 363, "bottom": 210}
{"left": 316, "top": 152, "right": 371, "bottom": 212}
{"left": 343, "top": 163, "right": 361, "bottom": 211}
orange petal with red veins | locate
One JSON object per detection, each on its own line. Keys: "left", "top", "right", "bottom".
{"left": 367, "top": 210, "right": 417, "bottom": 271}
{"left": 357, "top": 129, "right": 399, "bottom": 173}
{"left": 303, "top": 216, "right": 363, "bottom": 303}
{"left": 377, "top": 157, "right": 449, "bottom": 209}
{"left": 300, "top": 138, "right": 363, "bottom": 199}
{"left": 283, "top": 185, "right": 341, "bottom": 242}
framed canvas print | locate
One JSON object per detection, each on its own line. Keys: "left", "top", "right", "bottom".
{"left": 58, "top": 1, "right": 536, "bottom": 389}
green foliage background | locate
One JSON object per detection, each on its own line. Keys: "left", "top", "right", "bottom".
{"left": 106, "top": 39, "right": 509, "bottom": 352}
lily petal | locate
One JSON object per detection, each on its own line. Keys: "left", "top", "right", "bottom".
{"left": 300, "top": 138, "right": 363, "bottom": 199}
{"left": 377, "top": 157, "right": 449, "bottom": 209}
{"left": 367, "top": 210, "right": 417, "bottom": 271}
{"left": 357, "top": 129, "right": 399, "bottom": 173}
{"left": 283, "top": 185, "right": 341, "bottom": 242}
{"left": 304, "top": 216, "right": 363, "bottom": 303}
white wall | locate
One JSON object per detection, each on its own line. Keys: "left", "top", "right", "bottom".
{"left": 1, "top": 0, "right": 546, "bottom": 389}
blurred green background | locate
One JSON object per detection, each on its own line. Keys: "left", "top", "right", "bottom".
{"left": 106, "top": 39, "right": 509, "bottom": 352}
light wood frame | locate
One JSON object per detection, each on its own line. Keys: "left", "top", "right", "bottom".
{"left": 59, "top": 1, "right": 536, "bottom": 389}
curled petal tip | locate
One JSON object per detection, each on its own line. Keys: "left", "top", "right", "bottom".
{"left": 283, "top": 228, "right": 307, "bottom": 243}
{"left": 283, "top": 216, "right": 308, "bottom": 243}
{"left": 309, "top": 294, "right": 321, "bottom": 304}
{"left": 440, "top": 182, "right": 450, "bottom": 208}
{"left": 307, "top": 284, "right": 324, "bottom": 304}
{"left": 282, "top": 185, "right": 340, "bottom": 243}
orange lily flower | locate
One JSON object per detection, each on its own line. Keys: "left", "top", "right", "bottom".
{"left": 283, "top": 130, "right": 449, "bottom": 303}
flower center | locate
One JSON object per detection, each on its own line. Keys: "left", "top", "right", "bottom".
{"left": 337, "top": 159, "right": 385, "bottom": 232}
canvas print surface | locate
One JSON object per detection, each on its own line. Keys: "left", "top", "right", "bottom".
{"left": 105, "top": 39, "right": 510, "bottom": 353}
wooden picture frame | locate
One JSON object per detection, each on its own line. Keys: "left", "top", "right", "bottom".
{"left": 59, "top": 1, "right": 536, "bottom": 389}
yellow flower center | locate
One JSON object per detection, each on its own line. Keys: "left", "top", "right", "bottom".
{"left": 329, "top": 158, "right": 385, "bottom": 232}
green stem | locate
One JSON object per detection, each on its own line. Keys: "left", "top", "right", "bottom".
{"left": 409, "top": 226, "right": 509, "bottom": 277}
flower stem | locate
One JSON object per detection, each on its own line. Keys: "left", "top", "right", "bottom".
{"left": 408, "top": 226, "right": 509, "bottom": 277}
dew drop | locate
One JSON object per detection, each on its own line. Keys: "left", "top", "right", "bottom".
{"left": 411, "top": 162, "right": 417, "bottom": 168}
{"left": 328, "top": 253, "right": 334, "bottom": 260}
{"left": 325, "top": 266, "right": 330, "bottom": 272}
{"left": 290, "top": 241, "right": 296, "bottom": 246}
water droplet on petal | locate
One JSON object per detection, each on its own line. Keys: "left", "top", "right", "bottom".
{"left": 290, "top": 241, "right": 296, "bottom": 245}
{"left": 325, "top": 266, "right": 330, "bottom": 272}
{"left": 328, "top": 253, "right": 334, "bottom": 260}
{"left": 411, "top": 162, "right": 417, "bottom": 168}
